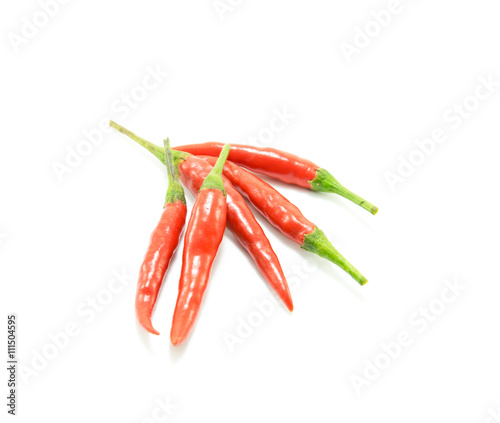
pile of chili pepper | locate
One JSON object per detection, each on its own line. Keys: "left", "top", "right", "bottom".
{"left": 109, "top": 121, "right": 378, "bottom": 346}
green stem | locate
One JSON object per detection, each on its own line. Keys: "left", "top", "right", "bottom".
{"left": 109, "top": 120, "right": 192, "bottom": 169}
{"left": 109, "top": 120, "right": 166, "bottom": 162}
{"left": 199, "top": 144, "right": 230, "bottom": 194}
{"left": 301, "top": 227, "right": 368, "bottom": 286}
{"left": 309, "top": 168, "right": 378, "bottom": 215}
{"left": 163, "top": 138, "right": 185, "bottom": 205}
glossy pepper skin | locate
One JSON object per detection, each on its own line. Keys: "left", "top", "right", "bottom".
{"left": 170, "top": 145, "right": 230, "bottom": 346}
{"left": 173, "top": 142, "right": 378, "bottom": 215}
{"left": 109, "top": 121, "right": 293, "bottom": 311}
{"left": 201, "top": 156, "right": 367, "bottom": 286}
{"left": 135, "top": 139, "right": 187, "bottom": 335}
{"left": 201, "top": 157, "right": 313, "bottom": 244}
{"left": 178, "top": 156, "right": 293, "bottom": 311}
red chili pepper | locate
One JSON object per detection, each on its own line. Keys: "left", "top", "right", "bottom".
{"left": 135, "top": 139, "right": 187, "bottom": 335}
{"left": 173, "top": 142, "right": 378, "bottom": 215}
{"left": 109, "top": 121, "right": 293, "bottom": 311}
{"left": 201, "top": 157, "right": 367, "bottom": 285}
{"left": 170, "top": 145, "right": 230, "bottom": 346}
{"left": 178, "top": 156, "right": 294, "bottom": 311}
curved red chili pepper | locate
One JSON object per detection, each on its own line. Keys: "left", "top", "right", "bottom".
{"left": 135, "top": 139, "right": 187, "bottom": 335}
{"left": 201, "top": 156, "right": 367, "bottom": 286}
{"left": 178, "top": 155, "right": 293, "bottom": 311}
{"left": 173, "top": 142, "right": 378, "bottom": 215}
{"left": 109, "top": 121, "right": 293, "bottom": 311}
{"left": 170, "top": 145, "right": 230, "bottom": 346}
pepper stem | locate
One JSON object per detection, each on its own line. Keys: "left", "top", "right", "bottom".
{"left": 309, "top": 168, "right": 378, "bottom": 215}
{"left": 109, "top": 120, "right": 190, "bottom": 167}
{"left": 301, "top": 227, "right": 368, "bottom": 286}
{"left": 199, "top": 144, "right": 231, "bottom": 194}
{"left": 109, "top": 120, "right": 165, "bottom": 162}
{"left": 163, "top": 138, "right": 186, "bottom": 205}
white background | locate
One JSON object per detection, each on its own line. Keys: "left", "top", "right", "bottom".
{"left": 1, "top": 0, "right": 500, "bottom": 422}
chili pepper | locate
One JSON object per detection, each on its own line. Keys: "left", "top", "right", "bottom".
{"left": 173, "top": 142, "right": 378, "bottom": 215}
{"left": 109, "top": 121, "right": 293, "bottom": 311}
{"left": 201, "top": 156, "right": 367, "bottom": 285}
{"left": 135, "top": 139, "right": 187, "bottom": 335}
{"left": 170, "top": 145, "right": 230, "bottom": 345}
{"left": 177, "top": 155, "right": 294, "bottom": 311}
